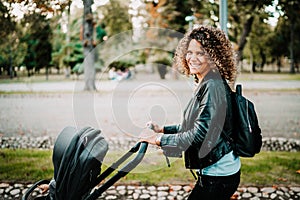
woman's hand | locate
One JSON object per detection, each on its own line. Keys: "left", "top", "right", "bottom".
{"left": 139, "top": 128, "right": 157, "bottom": 145}
{"left": 140, "top": 121, "right": 164, "bottom": 146}
{"left": 38, "top": 184, "right": 49, "bottom": 194}
{"left": 146, "top": 121, "right": 164, "bottom": 133}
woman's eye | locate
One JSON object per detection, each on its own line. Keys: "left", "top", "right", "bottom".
{"left": 197, "top": 52, "right": 205, "bottom": 56}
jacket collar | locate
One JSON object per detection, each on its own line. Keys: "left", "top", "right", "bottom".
{"left": 194, "top": 69, "right": 223, "bottom": 95}
{"left": 201, "top": 69, "right": 222, "bottom": 83}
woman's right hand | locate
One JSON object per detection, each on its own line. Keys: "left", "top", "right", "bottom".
{"left": 146, "top": 121, "right": 164, "bottom": 133}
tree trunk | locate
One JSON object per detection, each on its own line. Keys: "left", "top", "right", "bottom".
{"left": 65, "top": 1, "right": 71, "bottom": 78}
{"left": 249, "top": 49, "right": 253, "bottom": 73}
{"left": 289, "top": 22, "right": 295, "bottom": 74}
{"left": 83, "top": 0, "right": 96, "bottom": 91}
{"left": 277, "top": 56, "right": 281, "bottom": 73}
{"left": 236, "top": 16, "right": 254, "bottom": 67}
{"left": 9, "top": 45, "right": 13, "bottom": 79}
{"left": 260, "top": 48, "right": 266, "bottom": 72}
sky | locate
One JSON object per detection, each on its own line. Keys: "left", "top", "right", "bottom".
{"left": 265, "top": 0, "right": 280, "bottom": 27}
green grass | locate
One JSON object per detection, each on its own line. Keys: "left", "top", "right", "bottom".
{"left": 0, "top": 149, "right": 53, "bottom": 183}
{"left": 240, "top": 151, "right": 300, "bottom": 186}
{"left": 0, "top": 149, "right": 299, "bottom": 186}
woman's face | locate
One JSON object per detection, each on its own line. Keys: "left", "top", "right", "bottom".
{"left": 185, "top": 39, "right": 211, "bottom": 77}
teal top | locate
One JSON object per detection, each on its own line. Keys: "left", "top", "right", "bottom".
{"left": 202, "top": 151, "right": 241, "bottom": 176}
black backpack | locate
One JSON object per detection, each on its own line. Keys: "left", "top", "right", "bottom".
{"left": 224, "top": 84, "right": 262, "bottom": 157}
{"left": 53, "top": 126, "right": 109, "bottom": 200}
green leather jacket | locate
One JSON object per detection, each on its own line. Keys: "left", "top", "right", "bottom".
{"left": 160, "top": 70, "right": 233, "bottom": 169}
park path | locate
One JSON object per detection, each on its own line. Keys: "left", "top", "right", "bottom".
{"left": 0, "top": 73, "right": 299, "bottom": 140}
{"left": 0, "top": 74, "right": 300, "bottom": 200}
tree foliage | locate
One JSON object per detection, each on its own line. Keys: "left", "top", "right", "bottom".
{"left": 145, "top": 0, "right": 205, "bottom": 33}
{"left": 245, "top": 17, "right": 273, "bottom": 72}
{"left": 0, "top": 1, "right": 17, "bottom": 77}
{"left": 0, "top": 0, "right": 300, "bottom": 80}
{"left": 0, "top": 1, "right": 15, "bottom": 41}
{"left": 0, "top": 0, "right": 68, "bottom": 77}
{"left": 21, "top": 12, "right": 52, "bottom": 76}
{"left": 275, "top": 0, "right": 300, "bottom": 73}
{"left": 100, "top": 0, "right": 132, "bottom": 36}
{"left": 227, "top": 0, "right": 273, "bottom": 65}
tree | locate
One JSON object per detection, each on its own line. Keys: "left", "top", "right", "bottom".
{"left": 145, "top": 0, "right": 204, "bottom": 33}
{"left": 65, "top": 42, "right": 84, "bottom": 73}
{"left": 22, "top": 35, "right": 37, "bottom": 76}
{"left": 21, "top": 12, "right": 53, "bottom": 77}
{"left": 227, "top": 0, "right": 273, "bottom": 67}
{"left": 266, "top": 17, "right": 289, "bottom": 72}
{"left": 101, "top": 0, "right": 132, "bottom": 36}
{"left": 1, "top": 0, "right": 71, "bottom": 78}
{"left": 267, "top": 14, "right": 300, "bottom": 73}
{"left": 82, "top": 0, "right": 96, "bottom": 91}
{"left": 277, "top": 0, "right": 300, "bottom": 73}
{"left": 36, "top": 23, "right": 52, "bottom": 79}
{"left": 51, "top": 3, "right": 83, "bottom": 76}
{"left": 0, "top": 1, "right": 16, "bottom": 78}
{"left": 246, "top": 17, "right": 273, "bottom": 72}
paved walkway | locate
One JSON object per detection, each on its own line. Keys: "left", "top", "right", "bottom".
{"left": 0, "top": 74, "right": 300, "bottom": 140}
{"left": 0, "top": 78, "right": 300, "bottom": 92}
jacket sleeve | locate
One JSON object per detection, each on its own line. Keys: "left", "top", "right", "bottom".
{"left": 160, "top": 80, "right": 227, "bottom": 153}
{"left": 163, "top": 124, "right": 181, "bottom": 134}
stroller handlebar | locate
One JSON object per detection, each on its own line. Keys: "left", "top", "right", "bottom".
{"left": 130, "top": 141, "right": 148, "bottom": 153}
{"left": 21, "top": 179, "right": 50, "bottom": 200}
{"left": 85, "top": 142, "right": 148, "bottom": 200}
{"left": 122, "top": 141, "right": 148, "bottom": 172}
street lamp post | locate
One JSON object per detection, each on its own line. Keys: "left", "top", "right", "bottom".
{"left": 219, "top": 0, "right": 228, "bottom": 36}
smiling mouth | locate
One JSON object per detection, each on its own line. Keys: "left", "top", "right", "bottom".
{"left": 189, "top": 63, "right": 201, "bottom": 68}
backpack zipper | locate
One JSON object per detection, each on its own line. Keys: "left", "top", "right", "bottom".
{"left": 246, "top": 100, "right": 252, "bottom": 133}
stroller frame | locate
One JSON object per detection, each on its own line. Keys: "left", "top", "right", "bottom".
{"left": 22, "top": 142, "right": 148, "bottom": 200}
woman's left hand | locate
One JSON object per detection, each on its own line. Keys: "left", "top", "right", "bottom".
{"left": 38, "top": 184, "right": 49, "bottom": 194}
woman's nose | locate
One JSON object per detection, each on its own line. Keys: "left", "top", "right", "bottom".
{"left": 190, "top": 53, "right": 197, "bottom": 60}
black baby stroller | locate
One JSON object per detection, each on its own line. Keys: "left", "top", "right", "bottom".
{"left": 22, "top": 126, "right": 148, "bottom": 200}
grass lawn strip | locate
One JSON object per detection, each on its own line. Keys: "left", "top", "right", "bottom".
{"left": 0, "top": 149, "right": 299, "bottom": 186}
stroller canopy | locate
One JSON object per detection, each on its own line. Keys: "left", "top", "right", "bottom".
{"left": 52, "top": 126, "right": 108, "bottom": 200}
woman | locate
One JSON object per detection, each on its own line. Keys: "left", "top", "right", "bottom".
{"left": 141, "top": 26, "right": 240, "bottom": 200}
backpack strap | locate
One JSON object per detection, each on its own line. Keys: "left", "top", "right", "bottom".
{"left": 221, "top": 83, "right": 238, "bottom": 151}
{"left": 236, "top": 84, "right": 242, "bottom": 95}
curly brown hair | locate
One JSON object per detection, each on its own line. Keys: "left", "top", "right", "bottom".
{"left": 174, "top": 26, "right": 237, "bottom": 84}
